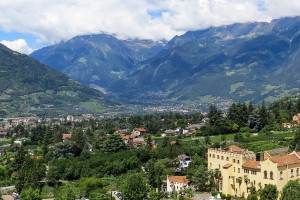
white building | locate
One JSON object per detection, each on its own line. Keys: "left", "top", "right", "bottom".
{"left": 166, "top": 175, "right": 189, "bottom": 192}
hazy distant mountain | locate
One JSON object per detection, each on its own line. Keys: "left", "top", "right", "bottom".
{"left": 32, "top": 16, "right": 300, "bottom": 105}
{"left": 0, "top": 43, "right": 114, "bottom": 117}
{"left": 31, "top": 34, "right": 166, "bottom": 93}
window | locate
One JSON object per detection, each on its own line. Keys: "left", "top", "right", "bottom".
{"left": 238, "top": 168, "right": 240, "bottom": 173}
{"left": 221, "top": 156, "right": 224, "bottom": 160}
{"left": 270, "top": 171, "right": 273, "bottom": 180}
{"left": 233, "top": 159, "right": 236, "bottom": 163}
{"left": 226, "top": 157, "right": 229, "bottom": 161}
{"left": 217, "top": 155, "right": 219, "bottom": 159}
{"left": 291, "top": 169, "right": 294, "bottom": 177}
{"left": 237, "top": 160, "right": 240, "bottom": 164}
{"left": 280, "top": 171, "right": 283, "bottom": 180}
{"left": 297, "top": 168, "right": 299, "bottom": 176}
{"left": 213, "top": 154, "right": 215, "bottom": 158}
{"left": 209, "top": 154, "right": 211, "bottom": 157}
{"left": 219, "top": 164, "right": 220, "bottom": 169}
{"left": 254, "top": 180, "right": 256, "bottom": 185}
{"left": 234, "top": 167, "right": 236, "bottom": 172}
{"left": 264, "top": 171, "right": 268, "bottom": 179}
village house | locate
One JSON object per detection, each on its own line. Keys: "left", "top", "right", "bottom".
{"left": 208, "top": 145, "right": 300, "bottom": 198}
{"left": 132, "top": 128, "right": 147, "bottom": 137}
{"left": 292, "top": 113, "right": 300, "bottom": 125}
{"left": 282, "top": 122, "right": 294, "bottom": 129}
{"left": 166, "top": 175, "right": 189, "bottom": 192}
{"left": 62, "top": 133, "right": 72, "bottom": 141}
{"left": 0, "top": 132, "right": 8, "bottom": 138}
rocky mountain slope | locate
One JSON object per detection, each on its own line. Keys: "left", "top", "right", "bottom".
{"left": 32, "top": 16, "right": 300, "bottom": 105}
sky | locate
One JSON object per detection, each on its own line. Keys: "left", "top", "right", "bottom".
{"left": 0, "top": 0, "right": 300, "bottom": 54}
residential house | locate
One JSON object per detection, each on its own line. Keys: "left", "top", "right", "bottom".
{"left": 166, "top": 175, "right": 189, "bottom": 192}
{"left": 177, "top": 154, "right": 192, "bottom": 169}
{"left": 0, "top": 132, "right": 8, "bottom": 138}
{"left": 162, "top": 129, "right": 175, "bottom": 137}
{"left": 128, "top": 137, "right": 146, "bottom": 148}
{"left": 292, "top": 113, "right": 300, "bottom": 125}
{"left": 208, "top": 145, "right": 300, "bottom": 198}
{"left": 132, "top": 128, "right": 147, "bottom": 137}
{"left": 62, "top": 133, "right": 72, "bottom": 141}
{"left": 282, "top": 122, "right": 293, "bottom": 129}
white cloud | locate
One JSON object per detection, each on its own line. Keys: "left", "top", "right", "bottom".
{"left": 1, "top": 39, "right": 33, "bottom": 54}
{"left": 0, "top": 0, "right": 299, "bottom": 45}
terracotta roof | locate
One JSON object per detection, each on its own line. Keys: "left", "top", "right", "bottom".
{"left": 136, "top": 127, "right": 146, "bottom": 132}
{"left": 225, "top": 145, "right": 243, "bottom": 152}
{"left": 242, "top": 161, "right": 260, "bottom": 169}
{"left": 168, "top": 176, "right": 188, "bottom": 184}
{"left": 122, "top": 135, "right": 130, "bottom": 140}
{"left": 62, "top": 133, "right": 72, "bottom": 140}
{"left": 223, "top": 163, "right": 232, "bottom": 168}
{"left": 270, "top": 154, "right": 300, "bottom": 167}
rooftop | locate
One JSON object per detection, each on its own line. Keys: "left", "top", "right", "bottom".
{"left": 168, "top": 176, "right": 188, "bottom": 184}
{"left": 270, "top": 154, "right": 300, "bottom": 167}
{"left": 242, "top": 160, "right": 261, "bottom": 169}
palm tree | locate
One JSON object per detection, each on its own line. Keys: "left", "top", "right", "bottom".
{"left": 214, "top": 169, "right": 222, "bottom": 191}
{"left": 237, "top": 176, "right": 243, "bottom": 196}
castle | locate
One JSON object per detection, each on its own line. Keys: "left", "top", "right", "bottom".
{"left": 207, "top": 145, "right": 300, "bottom": 198}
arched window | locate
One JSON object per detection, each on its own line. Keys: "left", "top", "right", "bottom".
{"left": 270, "top": 171, "right": 273, "bottom": 180}
{"left": 264, "top": 171, "right": 268, "bottom": 179}
{"left": 291, "top": 169, "right": 294, "bottom": 177}
{"left": 297, "top": 168, "right": 299, "bottom": 176}
{"left": 237, "top": 160, "right": 240, "bottom": 164}
{"left": 233, "top": 159, "right": 236, "bottom": 163}
{"left": 221, "top": 156, "right": 224, "bottom": 160}
{"left": 217, "top": 155, "right": 219, "bottom": 159}
{"left": 226, "top": 157, "right": 229, "bottom": 161}
{"left": 280, "top": 171, "right": 283, "bottom": 179}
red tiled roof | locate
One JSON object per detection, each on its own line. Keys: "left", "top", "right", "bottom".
{"left": 242, "top": 161, "right": 260, "bottom": 169}
{"left": 62, "top": 133, "right": 72, "bottom": 140}
{"left": 136, "top": 128, "right": 146, "bottom": 132}
{"left": 225, "top": 145, "right": 243, "bottom": 152}
{"left": 168, "top": 176, "right": 188, "bottom": 184}
{"left": 122, "top": 135, "right": 130, "bottom": 140}
{"left": 223, "top": 163, "right": 232, "bottom": 168}
{"left": 270, "top": 154, "right": 300, "bottom": 167}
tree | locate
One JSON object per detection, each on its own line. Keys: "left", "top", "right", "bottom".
{"left": 161, "top": 137, "right": 170, "bottom": 148}
{"left": 247, "top": 184, "right": 258, "bottom": 200}
{"left": 290, "top": 128, "right": 300, "bottom": 151}
{"left": 20, "top": 187, "right": 42, "bottom": 200}
{"left": 101, "top": 134, "right": 126, "bottom": 153}
{"left": 55, "top": 185, "right": 76, "bottom": 200}
{"left": 120, "top": 173, "right": 148, "bottom": 200}
{"left": 259, "top": 184, "right": 278, "bottom": 200}
{"left": 280, "top": 180, "right": 300, "bottom": 200}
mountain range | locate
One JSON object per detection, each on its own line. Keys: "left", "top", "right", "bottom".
{"left": 30, "top": 16, "right": 300, "bottom": 106}
{"left": 0, "top": 43, "right": 115, "bottom": 117}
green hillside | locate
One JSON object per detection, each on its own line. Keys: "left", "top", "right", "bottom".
{"left": 0, "top": 44, "right": 115, "bottom": 117}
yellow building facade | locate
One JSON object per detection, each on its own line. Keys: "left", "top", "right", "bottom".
{"left": 208, "top": 145, "right": 300, "bottom": 198}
